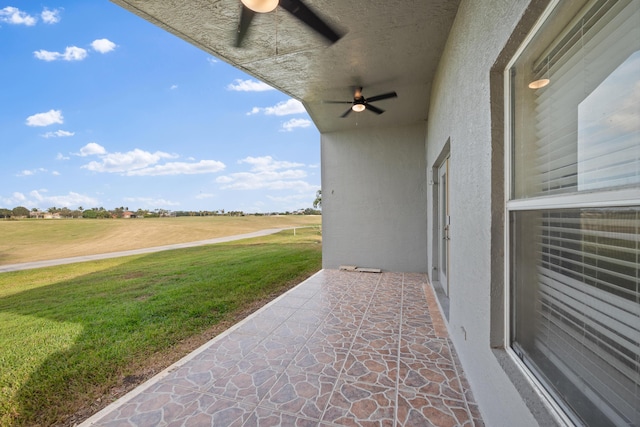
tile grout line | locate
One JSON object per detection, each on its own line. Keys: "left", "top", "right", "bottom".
{"left": 160, "top": 274, "right": 347, "bottom": 427}
{"left": 318, "top": 271, "right": 382, "bottom": 424}
{"left": 82, "top": 271, "right": 328, "bottom": 426}
{"left": 84, "top": 271, "right": 481, "bottom": 426}
{"left": 421, "top": 273, "right": 477, "bottom": 423}
{"left": 395, "top": 272, "right": 405, "bottom": 426}
{"left": 248, "top": 271, "right": 361, "bottom": 426}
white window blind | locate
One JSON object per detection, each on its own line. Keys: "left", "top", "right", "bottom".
{"left": 513, "top": 209, "right": 639, "bottom": 426}
{"left": 508, "top": 1, "right": 640, "bottom": 425}
{"left": 541, "top": 209, "right": 637, "bottom": 422}
{"left": 514, "top": 0, "right": 640, "bottom": 199}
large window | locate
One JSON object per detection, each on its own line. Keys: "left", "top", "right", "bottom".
{"left": 507, "top": 1, "right": 639, "bottom": 425}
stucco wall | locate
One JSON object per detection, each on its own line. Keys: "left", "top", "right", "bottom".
{"left": 321, "top": 123, "right": 428, "bottom": 273}
{"left": 426, "top": 0, "right": 559, "bottom": 426}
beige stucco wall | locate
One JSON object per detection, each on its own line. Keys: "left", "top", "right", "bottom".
{"left": 426, "top": 0, "right": 560, "bottom": 425}
{"left": 321, "top": 123, "right": 428, "bottom": 272}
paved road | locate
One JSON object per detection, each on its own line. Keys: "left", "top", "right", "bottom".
{"left": 0, "top": 228, "right": 286, "bottom": 273}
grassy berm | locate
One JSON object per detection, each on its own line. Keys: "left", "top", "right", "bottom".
{"left": 0, "top": 228, "right": 322, "bottom": 426}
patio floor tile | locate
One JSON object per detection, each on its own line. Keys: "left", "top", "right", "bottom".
{"left": 81, "top": 270, "right": 482, "bottom": 426}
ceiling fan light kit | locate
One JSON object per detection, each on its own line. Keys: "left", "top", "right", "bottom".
{"left": 234, "top": 2, "right": 396, "bottom": 120}
{"left": 352, "top": 103, "right": 366, "bottom": 112}
{"left": 235, "top": 0, "right": 343, "bottom": 47}
{"left": 240, "top": 0, "right": 278, "bottom": 13}
{"left": 325, "top": 87, "right": 398, "bottom": 118}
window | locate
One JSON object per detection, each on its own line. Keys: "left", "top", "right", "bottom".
{"left": 506, "top": 1, "right": 639, "bottom": 425}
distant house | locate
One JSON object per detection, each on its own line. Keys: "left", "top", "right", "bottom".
{"left": 122, "top": 211, "right": 135, "bottom": 219}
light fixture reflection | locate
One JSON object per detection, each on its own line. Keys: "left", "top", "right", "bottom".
{"left": 528, "top": 78, "right": 550, "bottom": 89}
{"left": 241, "top": 0, "right": 279, "bottom": 13}
{"left": 352, "top": 103, "right": 366, "bottom": 112}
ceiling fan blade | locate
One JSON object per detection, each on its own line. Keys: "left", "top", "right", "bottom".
{"left": 323, "top": 100, "right": 352, "bottom": 104}
{"left": 235, "top": 4, "right": 256, "bottom": 47}
{"left": 279, "top": 0, "right": 343, "bottom": 44}
{"left": 340, "top": 107, "right": 353, "bottom": 118}
{"left": 365, "top": 104, "right": 385, "bottom": 115}
{"left": 366, "top": 91, "right": 398, "bottom": 103}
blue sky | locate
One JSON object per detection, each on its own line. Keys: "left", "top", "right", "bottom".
{"left": 0, "top": 2, "right": 320, "bottom": 213}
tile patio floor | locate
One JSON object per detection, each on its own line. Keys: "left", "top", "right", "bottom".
{"left": 82, "top": 270, "right": 483, "bottom": 427}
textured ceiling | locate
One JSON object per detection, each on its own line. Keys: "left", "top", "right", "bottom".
{"left": 111, "top": 0, "right": 460, "bottom": 133}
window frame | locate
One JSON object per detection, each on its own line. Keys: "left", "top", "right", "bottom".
{"left": 502, "top": 0, "right": 640, "bottom": 425}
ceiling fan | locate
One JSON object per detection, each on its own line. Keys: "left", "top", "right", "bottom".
{"left": 236, "top": 0, "right": 343, "bottom": 47}
{"left": 324, "top": 87, "right": 398, "bottom": 118}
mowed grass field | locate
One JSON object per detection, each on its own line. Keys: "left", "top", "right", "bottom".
{"left": 0, "top": 215, "right": 321, "bottom": 265}
{"left": 0, "top": 226, "right": 322, "bottom": 426}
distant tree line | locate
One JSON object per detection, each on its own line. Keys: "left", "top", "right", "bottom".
{"left": 0, "top": 205, "right": 321, "bottom": 219}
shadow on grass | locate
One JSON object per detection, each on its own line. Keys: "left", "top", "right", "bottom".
{"left": 0, "top": 237, "right": 321, "bottom": 426}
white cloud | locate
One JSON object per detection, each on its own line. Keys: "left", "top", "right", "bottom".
{"left": 17, "top": 168, "right": 48, "bottom": 177}
{"left": 41, "top": 8, "right": 61, "bottom": 24}
{"left": 56, "top": 153, "right": 70, "bottom": 161}
{"left": 91, "top": 38, "right": 116, "bottom": 54}
{"left": 82, "top": 149, "right": 177, "bottom": 173}
{"left": 33, "top": 50, "right": 59, "bottom": 61}
{"left": 29, "top": 190, "right": 98, "bottom": 208}
{"left": 77, "top": 142, "right": 107, "bottom": 157}
{"left": 240, "top": 156, "right": 304, "bottom": 172}
{"left": 60, "top": 46, "right": 87, "bottom": 60}
{"left": 34, "top": 46, "right": 87, "bottom": 61}
{"left": 0, "top": 7, "right": 36, "bottom": 26}
{"left": 52, "top": 171, "right": 60, "bottom": 176}
{"left": 227, "top": 79, "right": 274, "bottom": 92}
{"left": 266, "top": 193, "right": 317, "bottom": 203}
{"left": 170, "top": 84, "right": 178, "bottom": 90}
{"left": 26, "top": 109, "right": 63, "bottom": 127}
{"left": 2, "top": 189, "right": 94, "bottom": 209}
{"left": 195, "top": 193, "right": 215, "bottom": 199}
{"left": 32, "top": 38, "right": 114, "bottom": 62}
{"left": 216, "top": 156, "right": 311, "bottom": 191}
{"left": 247, "top": 99, "right": 306, "bottom": 116}
{"left": 608, "top": 80, "right": 640, "bottom": 134}
{"left": 41, "top": 130, "right": 74, "bottom": 138}
{"left": 217, "top": 176, "right": 312, "bottom": 191}
{"left": 1, "top": 191, "right": 28, "bottom": 206}
{"left": 207, "top": 57, "right": 218, "bottom": 65}
{"left": 13, "top": 192, "right": 27, "bottom": 201}
{"left": 77, "top": 144, "right": 225, "bottom": 176}
{"left": 123, "top": 197, "right": 180, "bottom": 207}
{"left": 578, "top": 52, "right": 640, "bottom": 141}
{"left": 125, "top": 160, "right": 226, "bottom": 176}
{"left": 216, "top": 176, "right": 233, "bottom": 184}
{"left": 282, "top": 118, "right": 312, "bottom": 132}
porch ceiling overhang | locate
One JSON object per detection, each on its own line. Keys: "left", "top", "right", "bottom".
{"left": 111, "top": 0, "right": 460, "bottom": 133}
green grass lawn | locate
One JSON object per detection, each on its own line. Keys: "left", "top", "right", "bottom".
{"left": 0, "top": 228, "right": 322, "bottom": 426}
